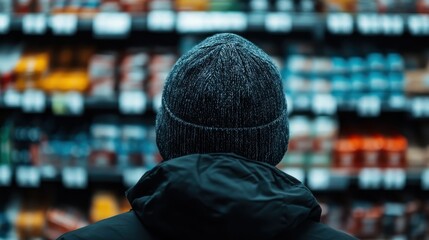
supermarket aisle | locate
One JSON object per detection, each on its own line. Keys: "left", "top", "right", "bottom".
{"left": 1, "top": 0, "right": 429, "bottom": 239}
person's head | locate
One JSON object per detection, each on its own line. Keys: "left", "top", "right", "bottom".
{"left": 156, "top": 33, "right": 289, "bottom": 166}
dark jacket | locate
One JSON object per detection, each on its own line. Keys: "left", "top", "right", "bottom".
{"left": 58, "top": 153, "right": 357, "bottom": 240}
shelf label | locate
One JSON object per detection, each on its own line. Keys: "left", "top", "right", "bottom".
{"left": 0, "top": 165, "right": 12, "bottom": 186}
{"left": 147, "top": 11, "right": 175, "bottom": 31}
{"left": 357, "top": 14, "right": 377, "bottom": 35}
{"left": 62, "top": 167, "right": 87, "bottom": 189}
{"left": 152, "top": 93, "right": 162, "bottom": 112}
{"left": 421, "top": 169, "right": 429, "bottom": 190}
{"left": 3, "top": 89, "right": 21, "bottom": 107}
{"left": 408, "top": 15, "right": 429, "bottom": 35}
{"left": 388, "top": 95, "right": 407, "bottom": 110}
{"left": 312, "top": 94, "right": 337, "bottom": 115}
{"left": 359, "top": 168, "right": 382, "bottom": 189}
{"left": 16, "top": 166, "right": 40, "bottom": 187}
{"left": 307, "top": 168, "right": 330, "bottom": 190}
{"left": 292, "top": 94, "right": 311, "bottom": 111}
{"left": 357, "top": 95, "right": 381, "bottom": 117}
{"left": 119, "top": 91, "right": 147, "bottom": 114}
{"left": 22, "top": 90, "right": 46, "bottom": 113}
{"left": 177, "top": 12, "right": 247, "bottom": 33}
{"left": 281, "top": 168, "right": 305, "bottom": 183}
{"left": 50, "top": 14, "right": 78, "bottom": 35}
{"left": 410, "top": 97, "right": 429, "bottom": 118}
{"left": 0, "top": 14, "right": 10, "bottom": 34}
{"left": 327, "top": 13, "right": 353, "bottom": 34}
{"left": 265, "top": 13, "right": 292, "bottom": 32}
{"left": 357, "top": 14, "right": 403, "bottom": 35}
{"left": 329, "top": 172, "right": 351, "bottom": 190}
{"left": 67, "top": 92, "right": 84, "bottom": 115}
{"left": 123, "top": 168, "right": 147, "bottom": 187}
{"left": 23, "top": 14, "right": 47, "bottom": 35}
{"left": 39, "top": 165, "right": 57, "bottom": 179}
{"left": 285, "top": 95, "right": 293, "bottom": 114}
{"left": 383, "top": 169, "right": 406, "bottom": 190}
{"left": 380, "top": 15, "right": 404, "bottom": 35}
{"left": 93, "top": 13, "right": 131, "bottom": 37}
{"left": 51, "top": 93, "right": 66, "bottom": 114}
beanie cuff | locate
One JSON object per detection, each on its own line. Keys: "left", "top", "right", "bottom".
{"left": 156, "top": 103, "right": 289, "bottom": 165}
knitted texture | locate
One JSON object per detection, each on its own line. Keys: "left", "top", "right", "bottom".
{"left": 156, "top": 33, "right": 289, "bottom": 165}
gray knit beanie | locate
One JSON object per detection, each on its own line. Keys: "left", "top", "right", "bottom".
{"left": 156, "top": 33, "right": 289, "bottom": 166}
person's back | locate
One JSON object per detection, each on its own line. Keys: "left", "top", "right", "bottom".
{"left": 59, "top": 33, "right": 357, "bottom": 240}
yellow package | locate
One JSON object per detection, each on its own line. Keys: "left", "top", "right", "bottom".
{"left": 176, "top": 0, "right": 209, "bottom": 11}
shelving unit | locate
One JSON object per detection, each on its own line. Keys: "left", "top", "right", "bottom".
{"left": 1, "top": 165, "right": 427, "bottom": 190}
{"left": 2, "top": 0, "right": 429, "bottom": 239}
{"left": 1, "top": 12, "right": 429, "bottom": 36}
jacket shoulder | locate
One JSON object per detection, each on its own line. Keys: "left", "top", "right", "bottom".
{"left": 290, "top": 221, "right": 357, "bottom": 240}
{"left": 57, "top": 211, "right": 156, "bottom": 240}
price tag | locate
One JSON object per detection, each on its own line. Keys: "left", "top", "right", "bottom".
{"left": 51, "top": 93, "right": 67, "bottom": 115}
{"left": 329, "top": 172, "right": 350, "bottom": 190}
{"left": 123, "top": 167, "right": 147, "bottom": 187}
{"left": 357, "top": 95, "right": 381, "bottom": 117}
{"left": 286, "top": 94, "right": 293, "bottom": 114}
{"left": 0, "top": 165, "right": 12, "bottom": 186}
{"left": 357, "top": 14, "right": 370, "bottom": 34}
{"left": 16, "top": 166, "right": 40, "bottom": 187}
{"left": 177, "top": 12, "right": 247, "bottom": 33}
{"left": 22, "top": 90, "right": 46, "bottom": 113}
{"left": 408, "top": 15, "right": 429, "bottom": 35}
{"left": 327, "top": 13, "right": 353, "bottom": 34}
{"left": 383, "top": 169, "right": 406, "bottom": 190}
{"left": 217, "top": 12, "right": 247, "bottom": 32}
{"left": 265, "top": 13, "right": 292, "bottom": 32}
{"left": 422, "top": 98, "right": 429, "bottom": 117}
{"left": 410, "top": 97, "right": 429, "bottom": 118}
{"left": 293, "top": 94, "right": 311, "bottom": 111}
{"left": 281, "top": 168, "right": 305, "bottom": 183}
{"left": 358, "top": 168, "right": 382, "bottom": 189}
{"left": 421, "top": 169, "right": 429, "bottom": 190}
{"left": 66, "top": 92, "right": 84, "bottom": 115}
{"left": 93, "top": 13, "right": 131, "bottom": 37}
{"left": 357, "top": 14, "right": 379, "bottom": 35}
{"left": 0, "top": 14, "right": 10, "bottom": 34}
{"left": 62, "top": 167, "right": 87, "bottom": 189}
{"left": 50, "top": 14, "right": 77, "bottom": 35}
{"left": 381, "top": 15, "right": 404, "bottom": 35}
{"left": 176, "top": 12, "right": 208, "bottom": 33}
{"left": 152, "top": 93, "right": 162, "bottom": 112}
{"left": 312, "top": 94, "right": 337, "bottom": 115}
{"left": 147, "top": 11, "right": 175, "bottom": 31}
{"left": 3, "top": 89, "right": 21, "bottom": 107}
{"left": 388, "top": 95, "right": 407, "bottom": 110}
{"left": 248, "top": 12, "right": 265, "bottom": 30}
{"left": 39, "top": 165, "right": 57, "bottom": 179}
{"left": 119, "top": 91, "right": 147, "bottom": 114}
{"left": 373, "top": 15, "right": 385, "bottom": 34}
{"left": 307, "top": 168, "right": 330, "bottom": 190}
{"left": 23, "top": 14, "right": 47, "bottom": 35}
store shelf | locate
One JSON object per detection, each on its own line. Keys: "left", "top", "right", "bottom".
{"left": 2, "top": 92, "right": 422, "bottom": 117}
{"left": 1, "top": 165, "right": 427, "bottom": 191}
{"left": 0, "top": 165, "right": 147, "bottom": 188}
{"left": 289, "top": 95, "right": 410, "bottom": 116}
{"left": 4, "top": 13, "right": 146, "bottom": 36}
{"left": 0, "top": 96, "right": 429, "bottom": 118}
{"left": 1, "top": 2, "right": 429, "bottom": 239}
{"left": 284, "top": 168, "right": 424, "bottom": 191}
{"left": 0, "top": 92, "right": 159, "bottom": 115}
{"left": 1, "top": 12, "right": 429, "bottom": 36}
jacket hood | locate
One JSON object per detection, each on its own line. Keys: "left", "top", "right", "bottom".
{"left": 126, "top": 153, "right": 321, "bottom": 240}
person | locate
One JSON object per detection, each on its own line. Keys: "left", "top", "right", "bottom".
{"left": 58, "top": 33, "right": 357, "bottom": 240}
